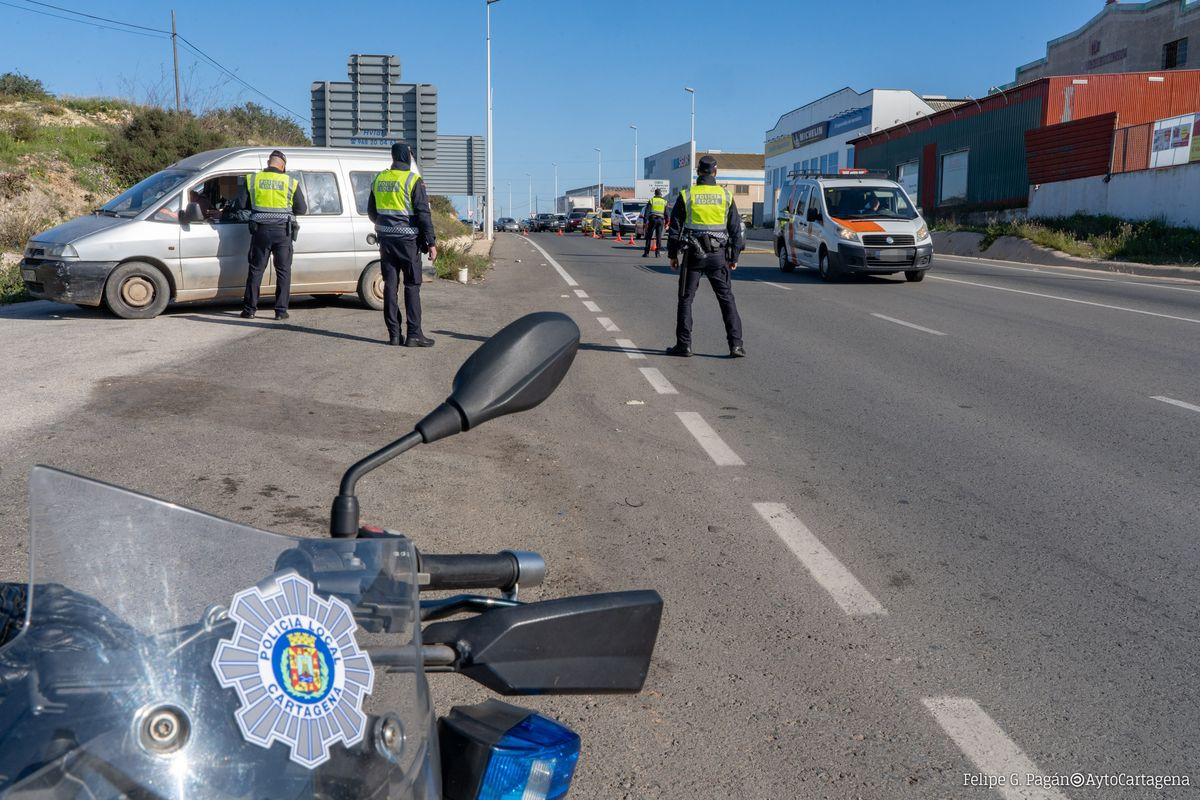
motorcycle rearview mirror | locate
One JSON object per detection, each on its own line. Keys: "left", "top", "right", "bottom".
{"left": 422, "top": 590, "right": 663, "bottom": 695}
{"left": 330, "top": 312, "right": 580, "bottom": 537}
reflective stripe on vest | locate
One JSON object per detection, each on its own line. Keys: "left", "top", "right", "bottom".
{"left": 681, "top": 185, "right": 730, "bottom": 231}
{"left": 372, "top": 170, "right": 418, "bottom": 235}
{"left": 247, "top": 171, "right": 298, "bottom": 223}
{"left": 649, "top": 196, "right": 667, "bottom": 215}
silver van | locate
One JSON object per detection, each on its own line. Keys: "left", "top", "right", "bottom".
{"left": 19, "top": 147, "right": 414, "bottom": 318}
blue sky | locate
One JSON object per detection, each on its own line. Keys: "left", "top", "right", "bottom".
{"left": 2, "top": 0, "right": 1118, "bottom": 215}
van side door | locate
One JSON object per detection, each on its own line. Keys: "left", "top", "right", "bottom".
{"left": 290, "top": 167, "right": 356, "bottom": 291}
{"left": 788, "top": 185, "right": 812, "bottom": 266}
{"left": 349, "top": 169, "right": 381, "bottom": 272}
{"left": 177, "top": 171, "right": 258, "bottom": 297}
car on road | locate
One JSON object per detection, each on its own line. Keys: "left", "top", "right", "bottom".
{"left": 774, "top": 175, "right": 933, "bottom": 282}
{"left": 611, "top": 199, "right": 647, "bottom": 238}
{"left": 580, "top": 212, "right": 598, "bottom": 235}
{"left": 535, "top": 213, "right": 557, "bottom": 231}
{"left": 566, "top": 208, "right": 592, "bottom": 232}
{"left": 597, "top": 210, "right": 614, "bottom": 236}
{"left": 497, "top": 217, "right": 519, "bottom": 233}
{"left": 19, "top": 145, "right": 434, "bottom": 320}
{"left": 547, "top": 214, "right": 567, "bottom": 232}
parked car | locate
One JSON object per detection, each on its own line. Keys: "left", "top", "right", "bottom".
{"left": 497, "top": 217, "right": 519, "bottom": 233}
{"left": 548, "top": 214, "right": 567, "bottom": 232}
{"left": 18, "top": 146, "right": 429, "bottom": 319}
{"left": 566, "top": 208, "right": 592, "bottom": 232}
{"left": 597, "top": 210, "right": 613, "bottom": 236}
{"left": 535, "top": 212, "right": 556, "bottom": 231}
{"left": 580, "top": 212, "right": 598, "bottom": 234}
{"left": 774, "top": 175, "right": 933, "bottom": 282}
{"left": 611, "top": 199, "right": 647, "bottom": 238}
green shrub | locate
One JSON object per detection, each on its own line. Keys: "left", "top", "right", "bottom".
{"left": 101, "top": 107, "right": 225, "bottom": 186}
{"left": 61, "top": 96, "right": 137, "bottom": 116}
{"left": 1, "top": 111, "right": 39, "bottom": 143}
{"left": 0, "top": 206, "right": 53, "bottom": 250}
{"left": 433, "top": 209, "right": 471, "bottom": 242}
{"left": 200, "top": 102, "right": 310, "bottom": 146}
{"left": 1, "top": 263, "right": 31, "bottom": 304}
{"left": 0, "top": 72, "right": 50, "bottom": 100}
{"left": 433, "top": 241, "right": 489, "bottom": 281}
{"left": 0, "top": 171, "right": 28, "bottom": 200}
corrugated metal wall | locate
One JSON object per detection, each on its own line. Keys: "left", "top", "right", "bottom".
{"left": 1111, "top": 123, "right": 1153, "bottom": 172}
{"left": 1025, "top": 113, "right": 1117, "bottom": 184}
{"left": 854, "top": 98, "right": 1045, "bottom": 209}
{"left": 1045, "top": 71, "right": 1200, "bottom": 126}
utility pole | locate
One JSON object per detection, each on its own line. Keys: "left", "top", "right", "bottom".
{"left": 485, "top": 0, "right": 502, "bottom": 241}
{"left": 552, "top": 163, "right": 558, "bottom": 213}
{"left": 594, "top": 148, "right": 602, "bottom": 210}
{"left": 171, "top": 10, "right": 181, "bottom": 113}
{"left": 630, "top": 124, "right": 638, "bottom": 191}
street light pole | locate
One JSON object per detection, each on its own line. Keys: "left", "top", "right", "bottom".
{"left": 507, "top": 181, "right": 511, "bottom": 219}
{"left": 552, "top": 162, "right": 558, "bottom": 213}
{"left": 629, "top": 124, "right": 638, "bottom": 191}
{"left": 594, "top": 148, "right": 602, "bottom": 210}
{"left": 485, "top": 0, "right": 501, "bottom": 241}
{"left": 685, "top": 87, "right": 696, "bottom": 188}
{"left": 525, "top": 172, "right": 532, "bottom": 217}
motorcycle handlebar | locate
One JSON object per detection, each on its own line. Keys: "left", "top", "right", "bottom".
{"left": 416, "top": 550, "right": 545, "bottom": 592}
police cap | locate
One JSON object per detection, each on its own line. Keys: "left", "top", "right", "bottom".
{"left": 697, "top": 154, "right": 718, "bottom": 174}
{"left": 391, "top": 142, "right": 413, "bottom": 165}
{"left": 268, "top": 149, "right": 287, "bottom": 164}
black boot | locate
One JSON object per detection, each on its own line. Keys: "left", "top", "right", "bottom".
{"left": 665, "top": 343, "right": 692, "bottom": 357}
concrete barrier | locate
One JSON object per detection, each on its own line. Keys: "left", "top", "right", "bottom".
{"left": 1028, "top": 162, "right": 1200, "bottom": 229}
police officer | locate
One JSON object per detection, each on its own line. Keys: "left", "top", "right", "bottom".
{"left": 642, "top": 188, "right": 667, "bottom": 258}
{"left": 665, "top": 155, "right": 746, "bottom": 358}
{"left": 239, "top": 150, "right": 306, "bottom": 320}
{"left": 367, "top": 142, "right": 438, "bottom": 347}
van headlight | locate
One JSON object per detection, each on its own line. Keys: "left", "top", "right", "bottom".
{"left": 915, "top": 224, "right": 929, "bottom": 241}
{"left": 836, "top": 226, "right": 859, "bottom": 243}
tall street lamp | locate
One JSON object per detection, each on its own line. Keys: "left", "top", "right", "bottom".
{"left": 594, "top": 148, "right": 602, "bottom": 210}
{"left": 552, "top": 162, "right": 558, "bottom": 213}
{"left": 507, "top": 181, "right": 512, "bottom": 219}
{"left": 525, "top": 172, "right": 532, "bottom": 216}
{"left": 684, "top": 87, "right": 695, "bottom": 189}
{"left": 485, "top": 0, "right": 501, "bottom": 241}
{"left": 629, "top": 124, "right": 638, "bottom": 191}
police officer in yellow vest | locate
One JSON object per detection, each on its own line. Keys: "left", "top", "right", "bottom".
{"left": 666, "top": 155, "right": 746, "bottom": 358}
{"left": 367, "top": 142, "right": 438, "bottom": 347}
{"left": 642, "top": 188, "right": 667, "bottom": 258}
{"left": 239, "top": 150, "right": 306, "bottom": 319}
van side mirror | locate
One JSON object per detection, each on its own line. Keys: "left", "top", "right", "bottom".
{"left": 807, "top": 207, "right": 821, "bottom": 223}
{"left": 183, "top": 203, "right": 205, "bottom": 224}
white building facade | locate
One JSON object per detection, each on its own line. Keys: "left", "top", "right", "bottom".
{"left": 763, "top": 88, "right": 943, "bottom": 223}
{"left": 643, "top": 143, "right": 765, "bottom": 207}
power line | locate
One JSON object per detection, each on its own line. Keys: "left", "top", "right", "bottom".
{"left": 19, "top": 0, "right": 169, "bottom": 34}
{"left": 176, "top": 35, "right": 306, "bottom": 122}
{"left": 0, "top": 0, "right": 166, "bottom": 39}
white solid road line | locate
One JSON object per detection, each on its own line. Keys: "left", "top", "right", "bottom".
{"left": 928, "top": 274, "right": 1200, "bottom": 325}
{"left": 755, "top": 278, "right": 793, "bottom": 290}
{"left": 522, "top": 235, "right": 579, "bottom": 287}
{"left": 1152, "top": 395, "right": 1200, "bottom": 414}
{"left": 923, "top": 697, "right": 1068, "bottom": 800}
{"left": 614, "top": 338, "right": 646, "bottom": 360}
{"left": 937, "top": 253, "right": 1200, "bottom": 295}
{"left": 597, "top": 317, "right": 620, "bottom": 332}
{"left": 638, "top": 367, "right": 678, "bottom": 395}
{"left": 574, "top": 289, "right": 589, "bottom": 298}
{"left": 583, "top": 300, "right": 602, "bottom": 313}
{"left": 752, "top": 503, "right": 887, "bottom": 616}
{"left": 871, "top": 313, "right": 947, "bottom": 336}
{"left": 676, "top": 412, "right": 745, "bottom": 466}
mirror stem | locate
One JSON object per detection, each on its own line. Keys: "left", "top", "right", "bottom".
{"left": 330, "top": 429, "right": 423, "bottom": 537}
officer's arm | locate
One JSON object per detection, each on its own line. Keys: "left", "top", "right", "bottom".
{"left": 726, "top": 198, "right": 745, "bottom": 255}
{"left": 291, "top": 181, "right": 308, "bottom": 216}
{"left": 367, "top": 192, "right": 378, "bottom": 223}
{"left": 666, "top": 196, "right": 686, "bottom": 259}
{"left": 411, "top": 179, "right": 437, "bottom": 248}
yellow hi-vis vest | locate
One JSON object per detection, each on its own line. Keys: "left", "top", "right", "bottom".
{"left": 246, "top": 171, "right": 298, "bottom": 223}
{"left": 680, "top": 184, "right": 731, "bottom": 231}
{"left": 372, "top": 169, "right": 418, "bottom": 235}
{"left": 648, "top": 196, "right": 668, "bottom": 216}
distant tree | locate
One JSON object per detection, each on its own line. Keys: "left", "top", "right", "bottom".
{"left": 429, "top": 194, "right": 458, "bottom": 217}
{"left": 601, "top": 193, "right": 619, "bottom": 210}
{"left": 102, "top": 107, "right": 225, "bottom": 186}
{"left": 200, "top": 102, "right": 310, "bottom": 147}
{"left": 0, "top": 72, "right": 50, "bottom": 100}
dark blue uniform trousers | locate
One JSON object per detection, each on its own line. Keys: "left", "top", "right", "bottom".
{"left": 379, "top": 236, "right": 423, "bottom": 340}
{"left": 675, "top": 249, "right": 743, "bottom": 348}
{"left": 243, "top": 223, "right": 292, "bottom": 314}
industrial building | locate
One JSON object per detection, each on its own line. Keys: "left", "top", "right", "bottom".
{"left": 642, "top": 144, "right": 763, "bottom": 209}
{"left": 762, "top": 88, "right": 965, "bottom": 224}
{"left": 849, "top": 69, "right": 1200, "bottom": 213}
{"left": 1014, "top": 0, "right": 1199, "bottom": 84}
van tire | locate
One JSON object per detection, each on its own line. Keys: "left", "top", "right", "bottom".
{"left": 103, "top": 261, "right": 170, "bottom": 319}
{"left": 905, "top": 270, "right": 925, "bottom": 282}
{"left": 358, "top": 262, "right": 385, "bottom": 310}
{"left": 818, "top": 249, "right": 834, "bottom": 282}
{"left": 777, "top": 243, "right": 795, "bottom": 273}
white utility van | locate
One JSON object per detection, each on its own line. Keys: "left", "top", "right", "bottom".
{"left": 610, "top": 199, "right": 647, "bottom": 238}
{"left": 19, "top": 147, "right": 417, "bottom": 318}
{"left": 774, "top": 174, "right": 933, "bottom": 282}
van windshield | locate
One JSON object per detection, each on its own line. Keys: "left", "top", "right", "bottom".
{"left": 621, "top": 202, "right": 646, "bottom": 214}
{"left": 101, "top": 169, "right": 194, "bottom": 217}
{"left": 823, "top": 185, "right": 917, "bottom": 221}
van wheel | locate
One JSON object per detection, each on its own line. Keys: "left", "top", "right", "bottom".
{"left": 358, "top": 262, "right": 385, "bottom": 310}
{"left": 818, "top": 250, "right": 835, "bottom": 282}
{"left": 905, "top": 270, "right": 925, "bottom": 282}
{"left": 777, "top": 244, "right": 795, "bottom": 273}
{"left": 104, "top": 261, "right": 170, "bottom": 319}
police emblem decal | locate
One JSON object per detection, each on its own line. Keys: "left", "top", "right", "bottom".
{"left": 886, "top": 236, "right": 894, "bottom": 245}
{"left": 212, "top": 573, "right": 375, "bottom": 768}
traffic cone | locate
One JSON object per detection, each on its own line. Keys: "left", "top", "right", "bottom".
{"left": 650, "top": 239, "right": 657, "bottom": 252}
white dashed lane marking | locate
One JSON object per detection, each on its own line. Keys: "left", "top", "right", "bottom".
{"left": 574, "top": 289, "right": 589, "bottom": 298}
{"left": 752, "top": 503, "right": 887, "bottom": 616}
{"left": 638, "top": 367, "right": 678, "bottom": 395}
{"left": 614, "top": 339, "right": 646, "bottom": 359}
{"left": 676, "top": 412, "right": 744, "bottom": 466}
{"left": 1152, "top": 395, "right": 1200, "bottom": 415}
{"left": 597, "top": 317, "right": 620, "bottom": 332}
{"left": 755, "top": 278, "right": 793, "bottom": 290}
{"left": 583, "top": 301, "right": 602, "bottom": 313}
{"left": 871, "top": 313, "right": 947, "bottom": 336}
{"left": 922, "top": 697, "right": 1068, "bottom": 800}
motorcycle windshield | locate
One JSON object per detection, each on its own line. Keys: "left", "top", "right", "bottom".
{"left": 0, "top": 466, "right": 439, "bottom": 799}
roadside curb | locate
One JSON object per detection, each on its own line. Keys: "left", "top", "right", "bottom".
{"left": 932, "top": 231, "right": 1200, "bottom": 282}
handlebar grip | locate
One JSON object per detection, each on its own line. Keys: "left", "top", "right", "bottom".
{"left": 417, "top": 550, "right": 545, "bottom": 592}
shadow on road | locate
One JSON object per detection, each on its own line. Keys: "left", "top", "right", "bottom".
{"left": 179, "top": 312, "right": 384, "bottom": 345}
{"left": 432, "top": 328, "right": 733, "bottom": 360}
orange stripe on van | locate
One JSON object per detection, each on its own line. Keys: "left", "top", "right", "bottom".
{"left": 831, "top": 217, "right": 886, "bottom": 233}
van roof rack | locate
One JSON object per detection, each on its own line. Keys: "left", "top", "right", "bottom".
{"left": 786, "top": 170, "right": 891, "bottom": 180}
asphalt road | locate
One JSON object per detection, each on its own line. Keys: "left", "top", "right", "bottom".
{"left": 0, "top": 234, "right": 1197, "bottom": 799}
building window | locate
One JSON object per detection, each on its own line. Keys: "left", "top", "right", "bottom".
{"left": 846, "top": 147, "right": 855, "bottom": 169}
{"left": 829, "top": 151, "right": 839, "bottom": 173}
{"left": 1163, "top": 38, "right": 1188, "bottom": 69}
{"left": 897, "top": 161, "right": 919, "bottom": 199}
{"left": 940, "top": 150, "right": 969, "bottom": 205}
{"left": 734, "top": 184, "right": 749, "bottom": 195}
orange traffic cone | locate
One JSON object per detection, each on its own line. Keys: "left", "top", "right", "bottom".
{"left": 650, "top": 239, "right": 657, "bottom": 252}
{"left": 557, "top": 228, "right": 563, "bottom": 236}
